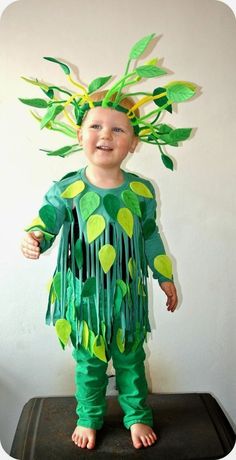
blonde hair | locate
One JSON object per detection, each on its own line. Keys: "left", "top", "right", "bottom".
{"left": 89, "top": 90, "right": 140, "bottom": 118}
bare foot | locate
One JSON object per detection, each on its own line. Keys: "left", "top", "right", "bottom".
{"left": 130, "top": 423, "right": 157, "bottom": 449}
{"left": 72, "top": 426, "right": 96, "bottom": 449}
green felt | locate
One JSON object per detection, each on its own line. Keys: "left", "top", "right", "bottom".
{"left": 153, "top": 87, "right": 172, "bottom": 113}
{"left": 117, "top": 208, "right": 134, "bottom": 238}
{"left": 53, "top": 272, "right": 61, "bottom": 299}
{"left": 136, "top": 65, "right": 167, "bottom": 78}
{"left": 55, "top": 319, "right": 71, "bottom": 347}
{"left": 79, "top": 191, "right": 100, "bottom": 221}
{"left": 39, "top": 205, "right": 56, "bottom": 232}
{"left": 130, "top": 181, "right": 153, "bottom": 198}
{"left": 129, "top": 33, "right": 155, "bottom": 60}
{"left": 88, "top": 75, "right": 112, "bottom": 94}
{"left": 93, "top": 335, "right": 107, "bottom": 362}
{"left": 81, "top": 320, "right": 89, "bottom": 349}
{"left": 166, "top": 81, "right": 196, "bottom": 102}
{"left": 61, "top": 180, "right": 85, "bottom": 198}
{"left": 43, "top": 56, "right": 71, "bottom": 75}
{"left": 116, "top": 279, "right": 127, "bottom": 297}
{"left": 121, "top": 190, "right": 141, "bottom": 217}
{"left": 161, "top": 153, "right": 174, "bottom": 170}
{"left": 103, "top": 194, "right": 120, "bottom": 220}
{"left": 98, "top": 244, "right": 116, "bottom": 273}
{"left": 81, "top": 277, "right": 96, "bottom": 297}
{"left": 87, "top": 214, "right": 106, "bottom": 243}
{"left": 75, "top": 239, "right": 83, "bottom": 270}
{"left": 154, "top": 254, "right": 172, "bottom": 279}
{"left": 116, "top": 328, "right": 125, "bottom": 353}
{"left": 114, "top": 285, "right": 123, "bottom": 316}
{"left": 142, "top": 218, "right": 156, "bottom": 239}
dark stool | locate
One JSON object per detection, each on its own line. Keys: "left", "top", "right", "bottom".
{"left": 11, "top": 393, "right": 235, "bottom": 459}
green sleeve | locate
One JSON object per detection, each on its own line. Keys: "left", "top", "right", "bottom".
{"left": 25, "top": 182, "right": 67, "bottom": 254}
{"left": 142, "top": 182, "right": 174, "bottom": 284}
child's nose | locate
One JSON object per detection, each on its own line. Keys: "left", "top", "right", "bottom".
{"left": 101, "top": 127, "right": 112, "bottom": 139}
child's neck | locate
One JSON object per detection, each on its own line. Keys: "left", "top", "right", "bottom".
{"left": 85, "top": 165, "right": 124, "bottom": 189}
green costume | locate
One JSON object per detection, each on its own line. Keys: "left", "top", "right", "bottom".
{"left": 26, "top": 167, "right": 173, "bottom": 428}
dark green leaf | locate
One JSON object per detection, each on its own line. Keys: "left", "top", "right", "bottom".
{"left": 136, "top": 65, "right": 167, "bottom": 78}
{"left": 39, "top": 205, "right": 56, "bottom": 232}
{"left": 43, "top": 57, "right": 71, "bottom": 75}
{"left": 170, "top": 128, "right": 192, "bottom": 142}
{"left": 157, "top": 124, "right": 173, "bottom": 135}
{"left": 81, "top": 277, "right": 96, "bottom": 297}
{"left": 75, "top": 239, "right": 83, "bottom": 270}
{"left": 159, "top": 133, "right": 178, "bottom": 146}
{"left": 88, "top": 75, "right": 112, "bottom": 93}
{"left": 153, "top": 87, "right": 172, "bottom": 113}
{"left": 161, "top": 153, "right": 174, "bottom": 170}
{"left": 103, "top": 194, "right": 120, "bottom": 220}
{"left": 43, "top": 144, "right": 80, "bottom": 157}
{"left": 42, "top": 88, "right": 54, "bottom": 99}
{"left": 129, "top": 33, "right": 155, "bottom": 59}
{"left": 19, "top": 98, "right": 48, "bottom": 108}
{"left": 142, "top": 219, "right": 156, "bottom": 239}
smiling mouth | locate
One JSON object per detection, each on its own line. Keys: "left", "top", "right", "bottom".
{"left": 96, "top": 145, "right": 113, "bottom": 151}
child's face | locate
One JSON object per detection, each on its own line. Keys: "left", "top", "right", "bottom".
{"left": 77, "top": 107, "right": 138, "bottom": 170}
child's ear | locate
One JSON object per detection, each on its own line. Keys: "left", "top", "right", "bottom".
{"left": 130, "top": 136, "right": 139, "bottom": 153}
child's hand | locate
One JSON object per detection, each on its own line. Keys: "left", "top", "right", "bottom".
{"left": 21, "top": 231, "right": 43, "bottom": 260}
{"left": 160, "top": 281, "right": 178, "bottom": 312}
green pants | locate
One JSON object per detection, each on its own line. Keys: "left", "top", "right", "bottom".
{"left": 72, "top": 338, "right": 153, "bottom": 430}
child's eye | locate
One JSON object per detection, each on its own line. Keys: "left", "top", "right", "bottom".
{"left": 90, "top": 124, "right": 101, "bottom": 129}
{"left": 113, "top": 127, "right": 124, "bottom": 133}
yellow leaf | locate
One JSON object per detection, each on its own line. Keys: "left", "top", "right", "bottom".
{"left": 61, "top": 180, "right": 85, "bottom": 198}
{"left": 25, "top": 216, "right": 46, "bottom": 230}
{"left": 87, "top": 214, "right": 106, "bottom": 243}
{"left": 116, "top": 328, "right": 125, "bottom": 353}
{"left": 128, "top": 258, "right": 136, "bottom": 279}
{"left": 81, "top": 320, "right": 89, "bottom": 349}
{"left": 130, "top": 181, "right": 153, "bottom": 198}
{"left": 55, "top": 319, "right": 71, "bottom": 346}
{"left": 98, "top": 244, "right": 116, "bottom": 273}
{"left": 117, "top": 208, "right": 134, "bottom": 238}
{"left": 154, "top": 254, "right": 172, "bottom": 279}
{"left": 93, "top": 335, "right": 107, "bottom": 362}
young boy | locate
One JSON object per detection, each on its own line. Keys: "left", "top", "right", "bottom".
{"left": 21, "top": 98, "right": 177, "bottom": 449}
{"left": 20, "top": 34, "right": 196, "bottom": 450}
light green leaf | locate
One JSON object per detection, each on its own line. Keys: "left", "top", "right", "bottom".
{"left": 129, "top": 33, "right": 155, "bottom": 60}
{"left": 165, "top": 81, "right": 196, "bottom": 102}
{"left": 116, "top": 279, "right": 127, "bottom": 297}
{"left": 116, "top": 328, "right": 125, "bottom": 353}
{"left": 81, "top": 320, "right": 89, "bottom": 349}
{"left": 130, "top": 181, "right": 153, "bottom": 198}
{"left": 93, "top": 335, "right": 107, "bottom": 362}
{"left": 79, "top": 191, "right": 100, "bottom": 220}
{"left": 154, "top": 254, "right": 173, "bottom": 279}
{"left": 40, "top": 104, "right": 64, "bottom": 129}
{"left": 55, "top": 319, "right": 71, "bottom": 346}
{"left": 19, "top": 98, "right": 48, "bottom": 108}
{"left": 61, "top": 180, "right": 85, "bottom": 198}
{"left": 98, "top": 244, "right": 116, "bottom": 273}
{"left": 170, "top": 128, "right": 192, "bottom": 142}
{"left": 121, "top": 190, "right": 141, "bottom": 217}
{"left": 43, "top": 56, "right": 71, "bottom": 75}
{"left": 88, "top": 75, "right": 112, "bottom": 93}
{"left": 88, "top": 329, "right": 96, "bottom": 355}
{"left": 114, "top": 285, "right": 123, "bottom": 316}
{"left": 21, "top": 76, "right": 49, "bottom": 91}
{"left": 136, "top": 65, "right": 167, "bottom": 78}
{"left": 75, "top": 239, "right": 83, "bottom": 269}
{"left": 43, "top": 144, "right": 80, "bottom": 157}
{"left": 117, "top": 208, "right": 134, "bottom": 238}
{"left": 128, "top": 258, "right": 136, "bottom": 279}
{"left": 87, "top": 214, "right": 105, "bottom": 243}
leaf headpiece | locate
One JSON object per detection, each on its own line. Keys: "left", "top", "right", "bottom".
{"left": 19, "top": 33, "right": 197, "bottom": 170}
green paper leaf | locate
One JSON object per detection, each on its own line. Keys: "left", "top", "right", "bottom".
{"left": 136, "top": 65, "right": 167, "bottom": 78}
{"left": 121, "top": 190, "right": 141, "bottom": 217}
{"left": 129, "top": 33, "right": 155, "bottom": 60}
{"left": 117, "top": 208, "right": 134, "bottom": 238}
{"left": 61, "top": 180, "right": 85, "bottom": 198}
{"left": 103, "top": 194, "right": 120, "bottom": 220}
{"left": 21, "top": 76, "right": 49, "bottom": 91}
{"left": 88, "top": 75, "right": 112, "bottom": 93}
{"left": 161, "top": 153, "right": 174, "bottom": 170}
{"left": 153, "top": 87, "right": 172, "bottom": 113}
{"left": 19, "top": 98, "right": 48, "bottom": 108}
{"left": 40, "top": 104, "right": 64, "bottom": 129}
{"left": 114, "top": 285, "right": 123, "bottom": 316}
{"left": 98, "top": 244, "right": 116, "bottom": 273}
{"left": 142, "top": 218, "right": 156, "bottom": 239}
{"left": 130, "top": 181, "right": 153, "bottom": 198}
{"left": 170, "top": 128, "right": 192, "bottom": 142}
{"left": 53, "top": 272, "right": 61, "bottom": 299}
{"left": 81, "top": 320, "right": 89, "bottom": 349}
{"left": 116, "top": 328, "right": 125, "bottom": 353}
{"left": 93, "top": 335, "right": 107, "bottom": 362}
{"left": 165, "top": 81, "right": 196, "bottom": 103}
{"left": 43, "top": 56, "right": 71, "bottom": 75}
{"left": 55, "top": 319, "right": 71, "bottom": 347}
{"left": 39, "top": 204, "right": 56, "bottom": 232}
{"left": 154, "top": 254, "right": 173, "bottom": 279}
{"left": 87, "top": 214, "right": 106, "bottom": 243}
{"left": 81, "top": 277, "right": 96, "bottom": 297}
{"left": 116, "top": 279, "right": 127, "bottom": 297}
{"left": 75, "top": 239, "right": 83, "bottom": 269}
{"left": 79, "top": 191, "right": 100, "bottom": 220}
{"left": 44, "top": 144, "right": 80, "bottom": 157}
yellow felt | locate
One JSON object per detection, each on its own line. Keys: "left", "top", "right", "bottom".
{"left": 60, "top": 180, "right": 85, "bottom": 198}
{"left": 93, "top": 335, "right": 107, "bottom": 362}
{"left": 154, "top": 254, "right": 172, "bottom": 279}
{"left": 117, "top": 208, "right": 134, "bottom": 238}
{"left": 128, "top": 258, "right": 136, "bottom": 279}
{"left": 26, "top": 216, "right": 46, "bottom": 230}
{"left": 81, "top": 320, "right": 89, "bottom": 349}
{"left": 87, "top": 214, "right": 106, "bottom": 243}
{"left": 130, "top": 181, "right": 153, "bottom": 198}
{"left": 98, "top": 244, "right": 116, "bottom": 273}
{"left": 116, "top": 328, "right": 125, "bottom": 353}
{"left": 55, "top": 319, "right": 71, "bottom": 346}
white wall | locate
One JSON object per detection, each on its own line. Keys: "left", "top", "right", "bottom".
{"left": 0, "top": 0, "right": 235, "bottom": 454}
